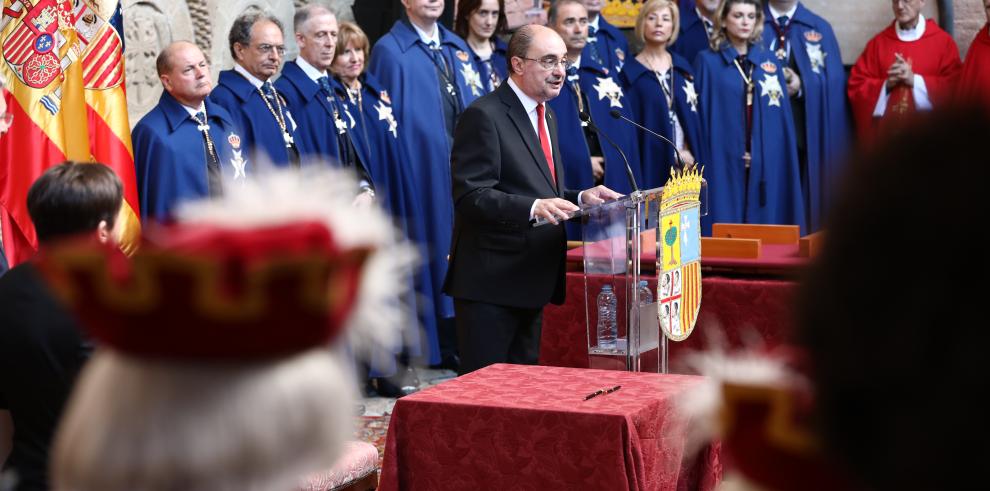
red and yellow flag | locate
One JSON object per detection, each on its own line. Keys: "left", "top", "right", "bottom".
{"left": 1, "top": 0, "right": 139, "bottom": 266}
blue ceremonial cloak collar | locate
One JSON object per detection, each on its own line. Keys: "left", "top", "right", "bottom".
{"left": 279, "top": 60, "right": 322, "bottom": 100}
{"left": 620, "top": 51, "right": 695, "bottom": 85}
{"left": 389, "top": 19, "right": 472, "bottom": 54}
{"left": 360, "top": 71, "right": 387, "bottom": 99}
{"left": 764, "top": 2, "right": 816, "bottom": 29}
{"left": 157, "top": 90, "right": 234, "bottom": 134}
{"left": 217, "top": 69, "right": 263, "bottom": 102}
{"left": 716, "top": 43, "right": 765, "bottom": 66}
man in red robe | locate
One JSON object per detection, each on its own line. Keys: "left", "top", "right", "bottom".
{"left": 960, "top": 0, "right": 990, "bottom": 113}
{"left": 848, "top": 0, "right": 962, "bottom": 143}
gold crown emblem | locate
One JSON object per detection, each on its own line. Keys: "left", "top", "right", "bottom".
{"left": 602, "top": 0, "right": 641, "bottom": 28}
{"left": 660, "top": 166, "right": 704, "bottom": 209}
{"left": 760, "top": 61, "right": 778, "bottom": 74}
{"left": 803, "top": 30, "right": 823, "bottom": 43}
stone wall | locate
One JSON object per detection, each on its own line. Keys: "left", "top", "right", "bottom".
{"left": 802, "top": 0, "right": 985, "bottom": 64}
{"left": 954, "top": 0, "right": 987, "bottom": 58}
{"left": 123, "top": 0, "right": 354, "bottom": 126}
{"left": 124, "top": 0, "right": 987, "bottom": 126}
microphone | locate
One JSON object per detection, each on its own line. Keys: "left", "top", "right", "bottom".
{"left": 608, "top": 109, "right": 686, "bottom": 170}
{"left": 578, "top": 111, "right": 639, "bottom": 193}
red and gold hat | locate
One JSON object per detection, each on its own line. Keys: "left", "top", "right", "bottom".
{"left": 37, "top": 220, "right": 370, "bottom": 361}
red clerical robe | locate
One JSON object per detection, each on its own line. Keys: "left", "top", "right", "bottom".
{"left": 960, "top": 24, "right": 990, "bottom": 113}
{"left": 848, "top": 19, "right": 962, "bottom": 143}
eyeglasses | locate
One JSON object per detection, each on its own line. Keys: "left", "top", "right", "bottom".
{"left": 519, "top": 56, "right": 573, "bottom": 71}
{"left": 254, "top": 43, "right": 286, "bottom": 56}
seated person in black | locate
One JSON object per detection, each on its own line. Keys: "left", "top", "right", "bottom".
{"left": 0, "top": 162, "right": 123, "bottom": 491}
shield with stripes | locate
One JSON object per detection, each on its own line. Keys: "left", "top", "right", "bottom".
{"left": 2, "top": 0, "right": 69, "bottom": 89}
{"left": 657, "top": 168, "right": 704, "bottom": 341}
{"left": 73, "top": 1, "right": 122, "bottom": 90}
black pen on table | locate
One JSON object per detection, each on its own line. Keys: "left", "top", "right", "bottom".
{"left": 584, "top": 385, "right": 621, "bottom": 401}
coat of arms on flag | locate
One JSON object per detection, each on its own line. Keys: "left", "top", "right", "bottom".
{"left": 657, "top": 167, "right": 703, "bottom": 341}
{"left": 1, "top": 0, "right": 141, "bottom": 266}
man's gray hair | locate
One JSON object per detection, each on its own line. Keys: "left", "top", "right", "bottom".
{"left": 547, "top": 0, "right": 585, "bottom": 24}
{"left": 507, "top": 24, "right": 539, "bottom": 74}
{"left": 228, "top": 10, "right": 284, "bottom": 59}
{"left": 294, "top": 4, "right": 334, "bottom": 33}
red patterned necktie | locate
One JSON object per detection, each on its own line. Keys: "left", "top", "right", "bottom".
{"left": 535, "top": 103, "right": 556, "bottom": 183}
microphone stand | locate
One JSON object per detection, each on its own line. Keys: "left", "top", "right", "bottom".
{"left": 608, "top": 109, "right": 690, "bottom": 171}
{"left": 579, "top": 111, "right": 640, "bottom": 194}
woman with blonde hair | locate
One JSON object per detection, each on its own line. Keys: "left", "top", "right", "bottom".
{"left": 620, "top": 0, "right": 706, "bottom": 190}
{"left": 331, "top": 21, "right": 439, "bottom": 397}
{"left": 693, "top": 0, "right": 805, "bottom": 233}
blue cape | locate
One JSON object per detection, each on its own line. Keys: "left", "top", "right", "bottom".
{"left": 761, "top": 3, "right": 850, "bottom": 231}
{"left": 547, "top": 55, "right": 643, "bottom": 195}
{"left": 368, "top": 21, "right": 483, "bottom": 322}
{"left": 210, "top": 70, "right": 307, "bottom": 168}
{"left": 132, "top": 91, "right": 247, "bottom": 222}
{"left": 589, "top": 15, "right": 630, "bottom": 74}
{"left": 671, "top": 6, "right": 712, "bottom": 66}
{"left": 275, "top": 60, "right": 374, "bottom": 185}
{"left": 694, "top": 44, "right": 806, "bottom": 234}
{"left": 471, "top": 37, "right": 508, "bottom": 93}
{"left": 274, "top": 60, "right": 344, "bottom": 166}
{"left": 620, "top": 53, "right": 707, "bottom": 190}
{"left": 336, "top": 72, "right": 441, "bottom": 366}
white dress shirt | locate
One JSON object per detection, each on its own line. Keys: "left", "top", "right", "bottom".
{"left": 506, "top": 78, "right": 583, "bottom": 218}
{"left": 295, "top": 56, "right": 328, "bottom": 82}
{"left": 234, "top": 63, "right": 266, "bottom": 89}
{"left": 411, "top": 20, "right": 441, "bottom": 46}
{"left": 767, "top": 3, "right": 798, "bottom": 57}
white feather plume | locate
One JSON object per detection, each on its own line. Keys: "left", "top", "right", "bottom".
{"left": 172, "top": 165, "right": 418, "bottom": 367}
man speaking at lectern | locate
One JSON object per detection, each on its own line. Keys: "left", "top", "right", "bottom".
{"left": 444, "top": 25, "right": 620, "bottom": 375}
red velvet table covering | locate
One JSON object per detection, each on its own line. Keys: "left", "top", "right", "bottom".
{"left": 380, "top": 364, "right": 722, "bottom": 491}
{"left": 540, "top": 273, "right": 798, "bottom": 370}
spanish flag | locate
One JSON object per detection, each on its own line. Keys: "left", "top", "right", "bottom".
{"left": 1, "top": 0, "right": 139, "bottom": 266}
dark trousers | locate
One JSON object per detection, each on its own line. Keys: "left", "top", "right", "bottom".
{"left": 454, "top": 298, "right": 543, "bottom": 375}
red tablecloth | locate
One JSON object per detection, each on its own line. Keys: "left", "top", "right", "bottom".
{"left": 380, "top": 364, "right": 722, "bottom": 491}
{"left": 540, "top": 273, "right": 798, "bottom": 370}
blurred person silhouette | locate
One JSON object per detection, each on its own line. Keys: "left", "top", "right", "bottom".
{"left": 678, "top": 106, "right": 989, "bottom": 491}
{"left": 41, "top": 168, "right": 412, "bottom": 491}
{"left": 798, "top": 105, "right": 990, "bottom": 490}
{"left": 1, "top": 162, "right": 122, "bottom": 491}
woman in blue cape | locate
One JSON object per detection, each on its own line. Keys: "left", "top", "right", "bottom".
{"left": 694, "top": 0, "right": 804, "bottom": 234}
{"left": 455, "top": 0, "right": 509, "bottom": 93}
{"left": 334, "top": 22, "right": 439, "bottom": 370}
{"left": 621, "top": 0, "right": 707, "bottom": 191}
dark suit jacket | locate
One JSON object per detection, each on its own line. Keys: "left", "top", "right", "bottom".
{"left": 443, "top": 82, "right": 579, "bottom": 309}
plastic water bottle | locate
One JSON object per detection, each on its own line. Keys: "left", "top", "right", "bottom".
{"left": 596, "top": 284, "right": 617, "bottom": 349}
{"left": 638, "top": 280, "right": 653, "bottom": 306}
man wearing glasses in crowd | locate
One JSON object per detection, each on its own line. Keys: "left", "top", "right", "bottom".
{"left": 444, "top": 25, "right": 619, "bottom": 374}
{"left": 211, "top": 11, "right": 307, "bottom": 167}
{"left": 546, "top": 0, "right": 641, "bottom": 196}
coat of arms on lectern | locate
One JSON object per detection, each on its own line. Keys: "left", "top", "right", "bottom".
{"left": 657, "top": 167, "right": 703, "bottom": 341}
